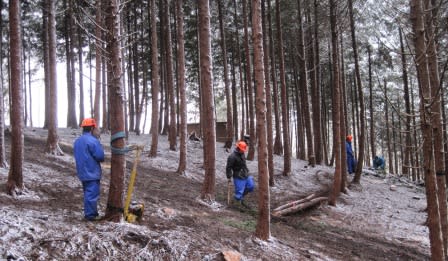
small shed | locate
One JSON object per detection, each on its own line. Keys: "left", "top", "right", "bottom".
{"left": 187, "top": 121, "right": 228, "bottom": 142}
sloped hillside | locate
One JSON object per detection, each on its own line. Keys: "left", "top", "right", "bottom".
{"left": 0, "top": 128, "right": 429, "bottom": 260}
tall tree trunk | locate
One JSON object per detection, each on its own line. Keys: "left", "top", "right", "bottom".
{"left": 267, "top": 0, "right": 282, "bottom": 156}
{"left": 66, "top": 0, "right": 77, "bottom": 128}
{"left": 101, "top": 45, "right": 108, "bottom": 131}
{"left": 132, "top": 7, "right": 141, "bottom": 134}
{"left": 78, "top": 25, "right": 85, "bottom": 123}
{"left": 198, "top": 0, "right": 216, "bottom": 201}
{"left": 93, "top": 0, "right": 102, "bottom": 124}
{"left": 0, "top": 0, "right": 7, "bottom": 167}
{"left": 164, "top": 0, "right": 177, "bottom": 150}
{"left": 399, "top": 28, "right": 412, "bottom": 177}
{"left": 275, "top": 0, "right": 291, "bottom": 175}
{"left": 252, "top": 0, "right": 270, "bottom": 241}
{"left": 232, "top": 0, "right": 244, "bottom": 139}
{"left": 410, "top": 0, "right": 445, "bottom": 258}
{"left": 176, "top": 0, "right": 187, "bottom": 173}
{"left": 339, "top": 41, "right": 348, "bottom": 190}
{"left": 242, "top": 0, "right": 256, "bottom": 161}
{"left": 43, "top": 0, "right": 50, "bottom": 129}
{"left": 7, "top": 0, "right": 24, "bottom": 195}
{"left": 149, "top": 0, "right": 160, "bottom": 157}
{"left": 425, "top": 0, "right": 448, "bottom": 255}
{"left": 218, "top": 0, "right": 234, "bottom": 150}
{"left": 411, "top": 88, "right": 419, "bottom": 180}
{"left": 104, "top": 0, "right": 126, "bottom": 222}
{"left": 230, "top": 41, "right": 239, "bottom": 141}
{"left": 45, "top": 0, "right": 63, "bottom": 156}
{"left": 23, "top": 41, "right": 27, "bottom": 127}
{"left": 328, "top": 0, "right": 342, "bottom": 206}
{"left": 310, "top": 0, "right": 322, "bottom": 165}
{"left": 261, "top": 0, "right": 274, "bottom": 186}
{"left": 297, "top": 0, "right": 314, "bottom": 166}
{"left": 368, "top": 46, "right": 375, "bottom": 166}
{"left": 348, "top": 0, "right": 365, "bottom": 184}
{"left": 384, "top": 80, "right": 393, "bottom": 174}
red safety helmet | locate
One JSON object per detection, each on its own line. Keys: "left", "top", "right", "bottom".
{"left": 80, "top": 118, "right": 97, "bottom": 128}
{"left": 236, "top": 140, "right": 247, "bottom": 153}
{"left": 346, "top": 135, "right": 353, "bottom": 142}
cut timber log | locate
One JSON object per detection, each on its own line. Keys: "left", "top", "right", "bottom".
{"left": 272, "top": 193, "right": 316, "bottom": 212}
{"left": 272, "top": 196, "right": 328, "bottom": 217}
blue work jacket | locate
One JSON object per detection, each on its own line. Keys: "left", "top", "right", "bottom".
{"left": 74, "top": 132, "right": 105, "bottom": 181}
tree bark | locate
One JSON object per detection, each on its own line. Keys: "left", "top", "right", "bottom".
{"left": 368, "top": 46, "right": 375, "bottom": 167}
{"left": 104, "top": 0, "right": 126, "bottom": 222}
{"left": 309, "top": 0, "right": 322, "bottom": 165}
{"left": 198, "top": 0, "right": 216, "bottom": 201}
{"left": 0, "top": 0, "right": 6, "bottom": 167}
{"left": 93, "top": 0, "right": 102, "bottom": 125}
{"left": 164, "top": 0, "right": 177, "bottom": 150}
{"left": 242, "top": 0, "right": 256, "bottom": 161}
{"left": 348, "top": 0, "right": 365, "bottom": 184}
{"left": 42, "top": 0, "right": 50, "bottom": 129}
{"left": 328, "top": 0, "right": 342, "bottom": 206}
{"left": 45, "top": 0, "right": 63, "bottom": 156}
{"left": 425, "top": 0, "right": 448, "bottom": 255}
{"left": 149, "top": 0, "right": 160, "bottom": 158}
{"left": 66, "top": 0, "right": 77, "bottom": 128}
{"left": 261, "top": 0, "right": 274, "bottom": 186}
{"left": 7, "top": 0, "right": 24, "bottom": 195}
{"left": 78, "top": 24, "right": 85, "bottom": 124}
{"left": 399, "top": 28, "right": 412, "bottom": 178}
{"left": 218, "top": 0, "right": 234, "bottom": 150}
{"left": 267, "top": 0, "right": 282, "bottom": 156}
{"left": 176, "top": 0, "right": 187, "bottom": 174}
{"left": 410, "top": 0, "right": 445, "bottom": 258}
{"left": 296, "top": 0, "right": 314, "bottom": 166}
{"left": 252, "top": 0, "right": 270, "bottom": 241}
{"left": 384, "top": 80, "right": 393, "bottom": 174}
{"left": 275, "top": 0, "right": 291, "bottom": 175}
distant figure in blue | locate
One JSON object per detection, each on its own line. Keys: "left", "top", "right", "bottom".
{"left": 373, "top": 156, "right": 385, "bottom": 170}
{"left": 74, "top": 118, "right": 105, "bottom": 221}
{"left": 346, "top": 135, "right": 357, "bottom": 174}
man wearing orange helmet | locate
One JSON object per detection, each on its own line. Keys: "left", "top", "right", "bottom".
{"left": 226, "top": 140, "right": 254, "bottom": 206}
{"left": 74, "top": 118, "right": 105, "bottom": 221}
{"left": 346, "top": 135, "right": 357, "bottom": 175}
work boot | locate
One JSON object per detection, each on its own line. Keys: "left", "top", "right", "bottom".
{"left": 85, "top": 215, "right": 102, "bottom": 222}
{"left": 233, "top": 198, "right": 249, "bottom": 208}
{"left": 240, "top": 199, "right": 249, "bottom": 208}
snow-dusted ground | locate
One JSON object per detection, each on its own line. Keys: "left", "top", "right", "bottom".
{"left": 0, "top": 128, "right": 429, "bottom": 260}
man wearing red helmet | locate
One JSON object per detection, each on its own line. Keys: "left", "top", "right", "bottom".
{"left": 226, "top": 140, "right": 254, "bottom": 206}
{"left": 74, "top": 118, "right": 105, "bottom": 221}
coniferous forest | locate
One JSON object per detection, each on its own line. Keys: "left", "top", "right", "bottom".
{"left": 1, "top": 0, "right": 448, "bottom": 259}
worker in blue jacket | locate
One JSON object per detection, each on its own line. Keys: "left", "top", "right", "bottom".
{"left": 74, "top": 118, "right": 105, "bottom": 221}
{"left": 346, "top": 135, "right": 357, "bottom": 175}
{"left": 373, "top": 156, "right": 385, "bottom": 170}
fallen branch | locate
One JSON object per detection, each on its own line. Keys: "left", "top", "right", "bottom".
{"left": 272, "top": 196, "right": 328, "bottom": 217}
{"left": 272, "top": 193, "right": 316, "bottom": 212}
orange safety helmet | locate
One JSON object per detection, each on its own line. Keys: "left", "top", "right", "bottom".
{"left": 346, "top": 135, "right": 353, "bottom": 142}
{"left": 80, "top": 118, "right": 97, "bottom": 128}
{"left": 236, "top": 140, "right": 248, "bottom": 153}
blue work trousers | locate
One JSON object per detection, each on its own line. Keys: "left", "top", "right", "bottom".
{"left": 233, "top": 176, "right": 254, "bottom": 200}
{"left": 82, "top": 180, "right": 100, "bottom": 219}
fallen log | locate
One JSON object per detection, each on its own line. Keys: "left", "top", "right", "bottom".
{"left": 272, "top": 196, "right": 328, "bottom": 217}
{"left": 272, "top": 193, "right": 317, "bottom": 212}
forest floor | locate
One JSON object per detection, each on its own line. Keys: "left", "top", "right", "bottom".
{"left": 0, "top": 128, "right": 430, "bottom": 260}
